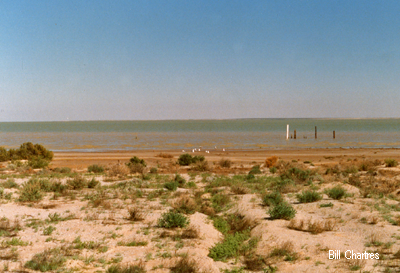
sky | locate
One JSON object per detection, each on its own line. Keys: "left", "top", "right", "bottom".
{"left": 1, "top": 0, "right": 400, "bottom": 121}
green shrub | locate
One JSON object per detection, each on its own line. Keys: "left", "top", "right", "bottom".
{"left": 193, "top": 155, "right": 205, "bottom": 163}
{"left": 262, "top": 191, "right": 284, "bottom": 206}
{"left": 149, "top": 167, "right": 158, "bottom": 174}
{"left": 87, "top": 178, "right": 99, "bottom": 188}
{"left": 269, "top": 167, "right": 277, "bottom": 174}
{"left": 178, "top": 154, "right": 193, "bottom": 166}
{"left": 19, "top": 180, "right": 43, "bottom": 202}
{"left": 320, "top": 202, "right": 334, "bottom": 208}
{"left": 106, "top": 263, "right": 146, "bottom": 273}
{"left": 296, "top": 190, "right": 322, "bottom": 203}
{"left": 128, "top": 156, "right": 147, "bottom": 167}
{"left": 211, "top": 193, "right": 231, "bottom": 213}
{"left": 246, "top": 174, "right": 255, "bottom": 180}
{"left": 43, "top": 225, "right": 56, "bottom": 236}
{"left": 325, "top": 186, "right": 347, "bottom": 200}
{"left": 174, "top": 174, "right": 186, "bottom": 186}
{"left": 67, "top": 176, "right": 87, "bottom": 190}
{"left": 88, "top": 164, "right": 104, "bottom": 173}
{"left": 24, "top": 247, "right": 70, "bottom": 271}
{"left": 158, "top": 210, "right": 189, "bottom": 228}
{"left": 249, "top": 165, "right": 262, "bottom": 175}
{"left": 268, "top": 202, "right": 296, "bottom": 220}
{"left": 0, "top": 147, "right": 8, "bottom": 162}
{"left": 127, "top": 156, "right": 147, "bottom": 174}
{"left": 208, "top": 232, "right": 250, "bottom": 261}
{"left": 281, "top": 167, "right": 311, "bottom": 183}
{"left": 0, "top": 178, "right": 19, "bottom": 189}
{"left": 17, "top": 142, "right": 53, "bottom": 160}
{"left": 53, "top": 167, "right": 71, "bottom": 173}
{"left": 212, "top": 216, "right": 230, "bottom": 234}
{"left": 28, "top": 156, "right": 50, "bottom": 168}
{"left": 177, "top": 154, "right": 205, "bottom": 166}
{"left": 50, "top": 181, "right": 67, "bottom": 193}
{"left": 0, "top": 143, "right": 53, "bottom": 163}
{"left": 164, "top": 181, "right": 178, "bottom": 191}
{"left": 385, "top": 159, "right": 398, "bottom": 167}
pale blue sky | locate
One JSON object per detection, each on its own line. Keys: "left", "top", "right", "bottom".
{"left": 1, "top": 0, "right": 400, "bottom": 121}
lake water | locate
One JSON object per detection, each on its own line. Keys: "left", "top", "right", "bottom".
{"left": 1, "top": 119, "right": 400, "bottom": 151}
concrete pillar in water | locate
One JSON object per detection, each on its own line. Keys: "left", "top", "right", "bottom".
{"left": 315, "top": 126, "right": 317, "bottom": 139}
{"left": 286, "top": 124, "right": 289, "bottom": 140}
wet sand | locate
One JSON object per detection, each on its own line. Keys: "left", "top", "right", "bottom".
{"left": 52, "top": 148, "right": 400, "bottom": 170}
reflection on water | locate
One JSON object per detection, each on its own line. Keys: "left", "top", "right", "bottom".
{"left": 1, "top": 131, "right": 400, "bottom": 151}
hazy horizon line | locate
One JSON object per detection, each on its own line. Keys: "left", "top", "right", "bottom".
{"left": 1, "top": 117, "right": 400, "bottom": 123}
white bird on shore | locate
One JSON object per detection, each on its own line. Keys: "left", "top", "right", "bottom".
{"left": 192, "top": 149, "right": 195, "bottom": 153}
{"left": 222, "top": 148, "right": 225, "bottom": 152}
{"left": 182, "top": 150, "right": 185, "bottom": 153}
{"left": 206, "top": 150, "right": 209, "bottom": 153}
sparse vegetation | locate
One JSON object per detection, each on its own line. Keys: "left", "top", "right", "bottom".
{"left": 0, "top": 151, "right": 398, "bottom": 273}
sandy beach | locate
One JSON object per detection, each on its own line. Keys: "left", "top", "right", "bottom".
{"left": 51, "top": 148, "right": 400, "bottom": 170}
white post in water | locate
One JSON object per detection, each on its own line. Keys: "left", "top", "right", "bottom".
{"left": 286, "top": 124, "right": 289, "bottom": 140}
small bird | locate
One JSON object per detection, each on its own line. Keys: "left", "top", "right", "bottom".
{"left": 182, "top": 150, "right": 185, "bottom": 152}
{"left": 222, "top": 148, "right": 225, "bottom": 152}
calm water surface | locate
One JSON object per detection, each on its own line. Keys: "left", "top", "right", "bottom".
{"left": 1, "top": 119, "right": 399, "bottom": 151}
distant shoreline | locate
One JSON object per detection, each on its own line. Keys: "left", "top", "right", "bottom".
{"left": 51, "top": 147, "right": 400, "bottom": 169}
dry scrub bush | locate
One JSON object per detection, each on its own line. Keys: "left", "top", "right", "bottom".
{"left": 218, "top": 158, "right": 232, "bottom": 168}
{"left": 108, "top": 164, "right": 129, "bottom": 177}
{"left": 287, "top": 219, "right": 336, "bottom": 234}
{"left": 356, "top": 175, "right": 399, "bottom": 197}
{"left": 157, "top": 153, "right": 174, "bottom": 158}
{"left": 230, "top": 183, "right": 248, "bottom": 195}
{"left": 226, "top": 212, "right": 258, "bottom": 234}
{"left": 0, "top": 249, "right": 19, "bottom": 260}
{"left": 265, "top": 156, "right": 278, "bottom": 168}
{"left": 0, "top": 218, "right": 21, "bottom": 235}
{"left": 182, "top": 226, "right": 200, "bottom": 239}
{"left": 170, "top": 255, "right": 198, "bottom": 273}
{"left": 128, "top": 163, "right": 145, "bottom": 174}
{"left": 345, "top": 258, "right": 366, "bottom": 271}
{"left": 106, "top": 261, "right": 146, "bottom": 273}
{"left": 173, "top": 195, "right": 198, "bottom": 214}
{"left": 244, "top": 255, "right": 266, "bottom": 271}
{"left": 269, "top": 241, "right": 297, "bottom": 261}
{"left": 191, "top": 160, "right": 211, "bottom": 172}
{"left": 127, "top": 207, "right": 145, "bottom": 221}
